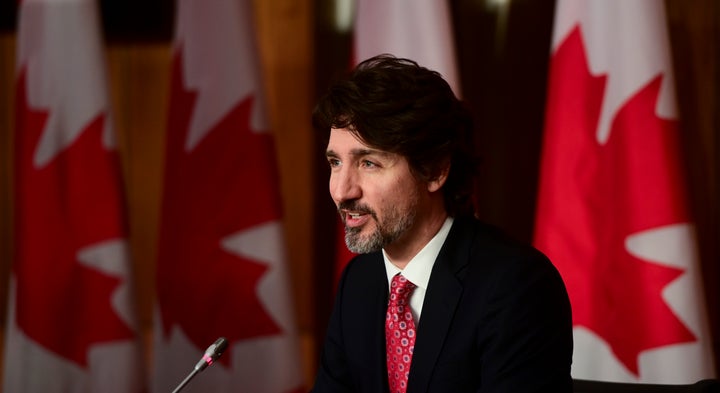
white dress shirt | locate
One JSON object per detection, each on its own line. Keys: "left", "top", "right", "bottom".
{"left": 383, "top": 217, "right": 454, "bottom": 323}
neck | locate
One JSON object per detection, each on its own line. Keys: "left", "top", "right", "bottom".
{"left": 384, "top": 209, "right": 448, "bottom": 270}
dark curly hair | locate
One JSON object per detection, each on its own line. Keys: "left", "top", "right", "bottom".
{"left": 313, "top": 54, "right": 477, "bottom": 217}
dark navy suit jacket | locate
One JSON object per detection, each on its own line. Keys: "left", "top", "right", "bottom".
{"left": 312, "top": 216, "right": 573, "bottom": 393}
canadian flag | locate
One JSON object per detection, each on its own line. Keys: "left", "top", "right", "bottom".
{"left": 353, "top": 0, "right": 460, "bottom": 95}
{"left": 152, "top": 0, "right": 304, "bottom": 392}
{"left": 534, "top": 0, "right": 716, "bottom": 383}
{"left": 333, "top": 0, "right": 461, "bottom": 279}
{"left": 4, "top": 0, "right": 145, "bottom": 392}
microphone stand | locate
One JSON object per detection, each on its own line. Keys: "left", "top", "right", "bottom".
{"left": 171, "top": 369, "right": 200, "bottom": 393}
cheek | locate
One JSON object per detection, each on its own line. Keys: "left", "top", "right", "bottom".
{"left": 372, "top": 179, "right": 409, "bottom": 208}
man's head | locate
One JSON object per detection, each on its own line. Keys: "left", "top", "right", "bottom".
{"left": 314, "top": 54, "right": 476, "bottom": 217}
{"left": 315, "top": 54, "right": 477, "bottom": 254}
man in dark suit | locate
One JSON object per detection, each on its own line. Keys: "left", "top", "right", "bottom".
{"left": 311, "top": 54, "right": 573, "bottom": 393}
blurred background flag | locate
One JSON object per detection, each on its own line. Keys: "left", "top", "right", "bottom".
{"left": 4, "top": 0, "right": 145, "bottom": 392}
{"left": 152, "top": 0, "right": 304, "bottom": 392}
{"left": 353, "top": 0, "right": 460, "bottom": 95}
{"left": 534, "top": 0, "right": 716, "bottom": 383}
{"left": 333, "top": 0, "right": 462, "bottom": 282}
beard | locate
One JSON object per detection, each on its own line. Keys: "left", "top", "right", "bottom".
{"left": 340, "top": 201, "right": 417, "bottom": 254}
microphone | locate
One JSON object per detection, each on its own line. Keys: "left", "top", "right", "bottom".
{"left": 171, "top": 337, "right": 229, "bottom": 393}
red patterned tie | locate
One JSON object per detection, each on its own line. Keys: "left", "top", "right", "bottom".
{"left": 386, "top": 274, "right": 417, "bottom": 393}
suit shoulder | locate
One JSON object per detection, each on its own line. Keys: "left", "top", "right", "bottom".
{"left": 443, "top": 217, "right": 564, "bottom": 289}
{"left": 457, "top": 217, "right": 548, "bottom": 262}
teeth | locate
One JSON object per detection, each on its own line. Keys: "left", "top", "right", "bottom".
{"left": 349, "top": 213, "right": 361, "bottom": 218}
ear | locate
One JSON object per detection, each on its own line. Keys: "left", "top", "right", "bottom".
{"left": 427, "top": 163, "right": 450, "bottom": 193}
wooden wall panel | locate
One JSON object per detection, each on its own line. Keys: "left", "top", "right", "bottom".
{"left": 253, "top": 0, "right": 316, "bottom": 383}
{"left": 666, "top": 0, "right": 720, "bottom": 372}
{"left": 106, "top": 43, "right": 172, "bottom": 368}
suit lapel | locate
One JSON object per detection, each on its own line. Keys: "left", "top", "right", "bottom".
{"left": 373, "top": 258, "right": 390, "bottom": 392}
{"left": 407, "top": 218, "right": 472, "bottom": 393}
{"left": 353, "top": 252, "right": 391, "bottom": 392}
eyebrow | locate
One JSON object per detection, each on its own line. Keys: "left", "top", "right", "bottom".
{"left": 325, "top": 148, "right": 392, "bottom": 159}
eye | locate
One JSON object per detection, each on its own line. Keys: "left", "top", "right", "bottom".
{"left": 361, "top": 160, "right": 378, "bottom": 168}
{"left": 327, "top": 158, "right": 341, "bottom": 168}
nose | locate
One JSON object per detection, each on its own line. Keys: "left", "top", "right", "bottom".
{"left": 330, "top": 166, "right": 361, "bottom": 206}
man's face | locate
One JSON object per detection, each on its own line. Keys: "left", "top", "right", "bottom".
{"left": 325, "top": 128, "right": 427, "bottom": 254}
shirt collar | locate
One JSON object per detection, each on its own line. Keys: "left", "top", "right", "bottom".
{"left": 383, "top": 217, "right": 454, "bottom": 291}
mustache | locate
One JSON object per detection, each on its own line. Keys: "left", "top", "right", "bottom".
{"left": 337, "top": 201, "right": 376, "bottom": 219}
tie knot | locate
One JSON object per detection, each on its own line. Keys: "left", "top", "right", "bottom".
{"left": 390, "top": 274, "right": 416, "bottom": 304}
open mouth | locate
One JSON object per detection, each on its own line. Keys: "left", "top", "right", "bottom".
{"left": 343, "top": 210, "right": 371, "bottom": 228}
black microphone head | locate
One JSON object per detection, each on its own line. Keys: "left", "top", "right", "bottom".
{"left": 195, "top": 337, "right": 229, "bottom": 371}
{"left": 211, "top": 337, "right": 228, "bottom": 358}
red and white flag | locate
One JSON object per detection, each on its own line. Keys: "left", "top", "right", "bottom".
{"left": 153, "top": 0, "right": 303, "bottom": 392}
{"left": 534, "top": 0, "right": 716, "bottom": 383}
{"left": 5, "top": 0, "right": 145, "bottom": 392}
{"left": 333, "top": 0, "right": 461, "bottom": 279}
{"left": 354, "top": 0, "right": 460, "bottom": 95}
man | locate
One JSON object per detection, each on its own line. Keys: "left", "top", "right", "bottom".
{"left": 311, "top": 54, "right": 572, "bottom": 393}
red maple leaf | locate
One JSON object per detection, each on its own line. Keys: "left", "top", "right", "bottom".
{"left": 13, "top": 70, "right": 135, "bottom": 367}
{"left": 156, "top": 53, "right": 283, "bottom": 362}
{"left": 536, "top": 27, "right": 696, "bottom": 375}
